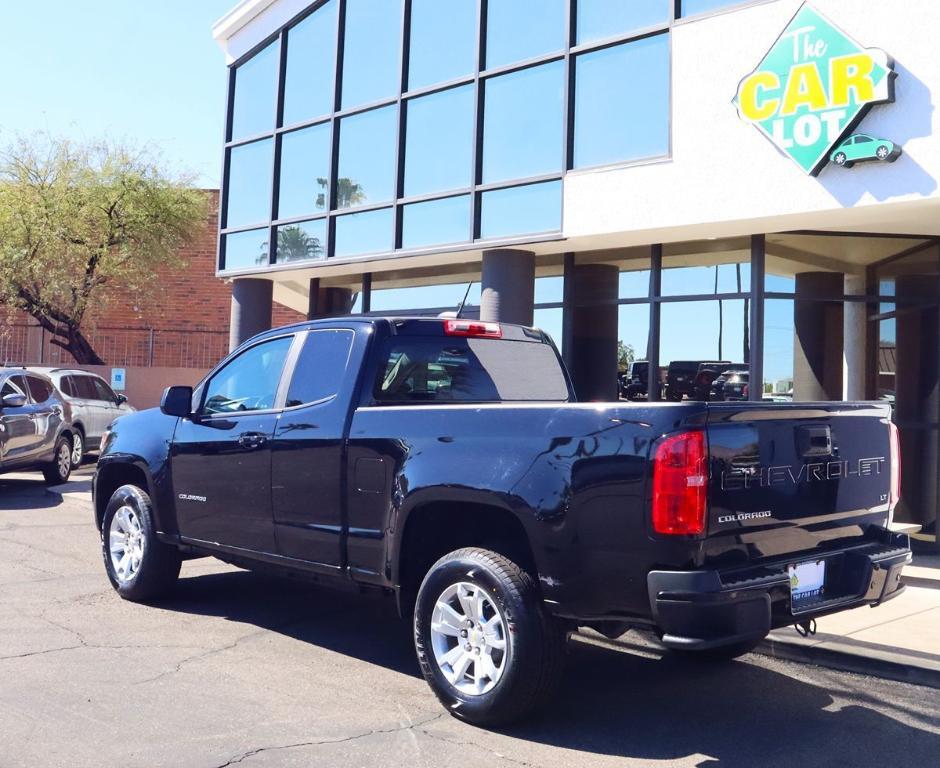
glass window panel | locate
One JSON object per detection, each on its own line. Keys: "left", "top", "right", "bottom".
{"left": 621, "top": 268, "right": 651, "bottom": 298}
{"left": 534, "top": 308, "right": 564, "bottom": 350}
{"left": 577, "top": 0, "right": 670, "bottom": 44}
{"left": 226, "top": 139, "right": 273, "bottom": 227}
{"left": 680, "top": 0, "right": 752, "bottom": 17}
{"left": 202, "top": 336, "right": 293, "bottom": 415}
{"left": 764, "top": 299, "right": 795, "bottom": 397}
{"left": 283, "top": 0, "right": 338, "bottom": 125}
{"left": 337, "top": 106, "right": 397, "bottom": 208}
{"left": 223, "top": 228, "right": 270, "bottom": 270}
{"left": 409, "top": 0, "right": 476, "bottom": 90}
{"left": 275, "top": 219, "right": 327, "bottom": 264}
{"left": 334, "top": 208, "right": 393, "bottom": 257}
{"left": 405, "top": 86, "right": 474, "bottom": 196}
{"left": 402, "top": 195, "right": 471, "bottom": 249}
{"left": 661, "top": 300, "right": 748, "bottom": 399}
{"left": 618, "top": 304, "right": 651, "bottom": 398}
{"left": 278, "top": 124, "right": 331, "bottom": 220}
{"left": 370, "top": 283, "right": 482, "bottom": 313}
{"left": 535, "top": 276, "right": 564, "bottom": 304}
{"left": 483, "top": 62, "right": 564, "bottom": 184}
{"left": 480, "top": 181, "right": 562, "bottom": 239}
{"left": 286, "top": 329, "right": 355, "bottom": 407}
{"left": 574, "top": 35, "right": 669, "bottom": 169}
{"left": 486, "top": 0, "right": 565, "bottom": 69}
{"left": 341, "top": 0, "right": 403, "bottom": 109}
{"left": 662, "top": 261, "right": 750, "bottom": 296}
{"left": 230, "top": 41, "right": 278, "bottom": 140}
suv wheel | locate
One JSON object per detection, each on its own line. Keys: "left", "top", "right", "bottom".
{"left": 42, "top": 435, "right": 73, "bottom": 484}
{"left": 70, "top": 430, "right": 84, "bottom": 470}
{"left": 414, "top": 548, "right": 566, "bottom": 726}
{"left": 102, "top": 485, "right": 181, "bottom": 602}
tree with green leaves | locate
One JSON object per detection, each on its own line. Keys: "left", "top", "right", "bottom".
{"left": 617, "top": 340, "right": 635, "bottom": 372}
{"left": 0, "top": 136, "right": 208, "bottom": 364}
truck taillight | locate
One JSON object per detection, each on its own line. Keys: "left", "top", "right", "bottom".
{"left": 443, "top": 319, "right": 502, "bottom": 338}
{"left": 652, "top": 430, "right": 708, "bottom": 536}
{"left": 889, "top": 421, "right": 901, "bottom": 511}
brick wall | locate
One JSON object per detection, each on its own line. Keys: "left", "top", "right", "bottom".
{"left": 1, "top": 190, "right": 304, "bottom": 368}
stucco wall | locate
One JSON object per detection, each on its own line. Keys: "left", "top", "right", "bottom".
{"left": 564, "top": 0, "right": 940, "bottom": 244}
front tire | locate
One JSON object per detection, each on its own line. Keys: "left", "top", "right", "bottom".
{"left": 102, "top": 484, "right": 181, "bottom": 602}
{"left": 414, "top": 548, "right": 566, "bottom": 726}
{"left": 42, "top": 435, "right": 73, "bottom": 484}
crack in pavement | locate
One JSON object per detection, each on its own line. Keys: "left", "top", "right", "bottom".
{"left": 416, "top": 725, "right": 548, "bottom": 768}
{"left": 133, "top": 606, "right": 356, "bottom": 685}
{"left": 211, "top": 712, "right": 446, "bottom": 768}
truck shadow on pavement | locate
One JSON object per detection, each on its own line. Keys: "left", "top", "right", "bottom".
{"left": 160, "top": 567, "right": 940, "bottom": 767}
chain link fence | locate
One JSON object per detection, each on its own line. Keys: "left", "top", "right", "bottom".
{"left": 0, "top": 323, "right": 228, "bottom": 369}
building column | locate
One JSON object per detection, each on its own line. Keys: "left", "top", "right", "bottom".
{"left": 895, "top": 275, "right": 940, "bottom": 529}
{"left": 567, "top": 263, "right": 619, "bottom": 402}
{"left": 480, "top": 249, "right": 535, "bottom": 326}
{"left": 229, "top": 278, "right": 273, "bottom": 351}
{"left": 843, "top": 273, "right": 867, "bottom": 400}
{"left": 307, "top": 278, "right": 354, "bottom": 319}
{"left": 793, "top": 272, "right": 844, "bottom": 401}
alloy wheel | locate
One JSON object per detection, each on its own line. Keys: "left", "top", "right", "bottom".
{"left": 430, "top": 581, "right": 508, "bottom": 696}
{"left": 71, "top": 433, "right": 83, "bottom": 467}
{"left": 109, "top": 505, "right": 145, "bottom": 584}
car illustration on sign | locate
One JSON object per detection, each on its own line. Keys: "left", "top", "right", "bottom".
{"left": 830, "top": 134, "right": 901, "bottom": 168}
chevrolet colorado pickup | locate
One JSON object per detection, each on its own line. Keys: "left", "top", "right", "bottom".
{"left": 93, "top": 317, "right": 910, "bottom": 725}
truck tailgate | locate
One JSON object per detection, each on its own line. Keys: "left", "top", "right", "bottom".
{"left": 705, "top": 402, "right": 896, "bottom": 564}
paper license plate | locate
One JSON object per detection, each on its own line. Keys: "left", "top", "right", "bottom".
{"left": 788, "top": 560, "right": 826, "bottom": 611}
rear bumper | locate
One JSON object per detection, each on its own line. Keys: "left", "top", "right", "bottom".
{"left": 648, "top": 534, "right": 912, "bottom": 651}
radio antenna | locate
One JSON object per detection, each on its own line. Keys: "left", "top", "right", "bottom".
{"left": 455, "top": 281, "right": 474, "bottom": 318}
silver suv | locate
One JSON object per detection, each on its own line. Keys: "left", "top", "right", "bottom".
{"left": 0, "top": 368, "right": 75, "bottom": 484}
{"left": 30, "top": 369, "right": 135, "bottom": 468}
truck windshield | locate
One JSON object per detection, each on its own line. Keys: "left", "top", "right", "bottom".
{"left": 374, "top": 337, "right": 569, "bottom": 403}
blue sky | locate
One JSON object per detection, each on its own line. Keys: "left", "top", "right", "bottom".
{"left": 0, "top": 0, "right": 233, "bottom": 187}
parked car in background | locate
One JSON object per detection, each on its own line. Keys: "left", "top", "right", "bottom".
{"left": 620, "top": 360, "right": 650, "bottom": 400}
{"left": 30, "top": 369, "right": 135, "bottom": 469}
{"left": 0, "top": 368, "right": 75, "bottom": 483}
{"left": 710, "top": 366, "right": 751, "bottom": 401}
{"left": 665, "top": 360, "right": 731, "bottom": 401}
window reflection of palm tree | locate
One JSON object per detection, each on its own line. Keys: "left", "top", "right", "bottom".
{"left": 317, "top": 177, "right": 365, "bottom": 209}
{"left": 259, "top": 226, "right": 324, "bottom": 264}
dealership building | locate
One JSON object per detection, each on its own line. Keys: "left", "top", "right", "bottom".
{"left": 212, "top": 0, "right": 940, "bottom": 545}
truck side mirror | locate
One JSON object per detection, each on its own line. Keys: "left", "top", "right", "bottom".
{"left": 1, "top": 392, "right": 27, "bottom": 409}
{"left": 160, "top": 386, "right": 193, "bottom": 418}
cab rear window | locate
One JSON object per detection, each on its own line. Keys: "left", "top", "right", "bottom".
{"left": 374, "top": 337, "right": 569, "bottom": 404}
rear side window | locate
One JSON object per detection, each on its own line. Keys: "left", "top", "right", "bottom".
{"left": 286, "top": 330, "right": 355, "bottom": 408}
{"left": 374, "top": 337, "right": 569, "bottom": 403}
{"left": 25, "top": 375, "right": 53, "bottom": 403}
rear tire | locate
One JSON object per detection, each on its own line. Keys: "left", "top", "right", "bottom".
{"left": 414, "top": 548, "right": 567, "bottom": 726}
{"left": 69, "top": 429, "right": 85, "bottom": 470}
{"left": 102, "top": 484, "right": 181, "bottom": 602}
{"left": 42, "top": 435, "right": 73, "bottom": 484}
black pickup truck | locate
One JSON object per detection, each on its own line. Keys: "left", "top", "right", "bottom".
{"left": 93, "top": 317, "right": 909, "bottom": 725}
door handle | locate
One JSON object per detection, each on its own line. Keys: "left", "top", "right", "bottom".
{"left": 237, "top": 432, "right": 267, "bottom": 450}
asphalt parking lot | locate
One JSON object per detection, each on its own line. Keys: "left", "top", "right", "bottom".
{"left": 2, "top": 470, "right": 939, "bottom": 768}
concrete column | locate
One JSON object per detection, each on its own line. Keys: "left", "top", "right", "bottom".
{"left": 793, "top": 272, "right": 843, "bottom": 401}
{"left": 567, "top": 263, "right": 619, "bottom": 402}
{"left": 843, "top": 274, "right": 867, "bottom": 401}
{"left": 894, "top": 275, "right": 940, "bottom": 528}
{"left": 229, "top": 278, "right": 273, "bottom": 351}
{"left": 480, "top": 249, "right": 535, "bottom": 326}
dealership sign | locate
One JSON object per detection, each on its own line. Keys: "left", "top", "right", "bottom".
{"left": 733, "top": 3, "right": 897, "bottom": 176}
